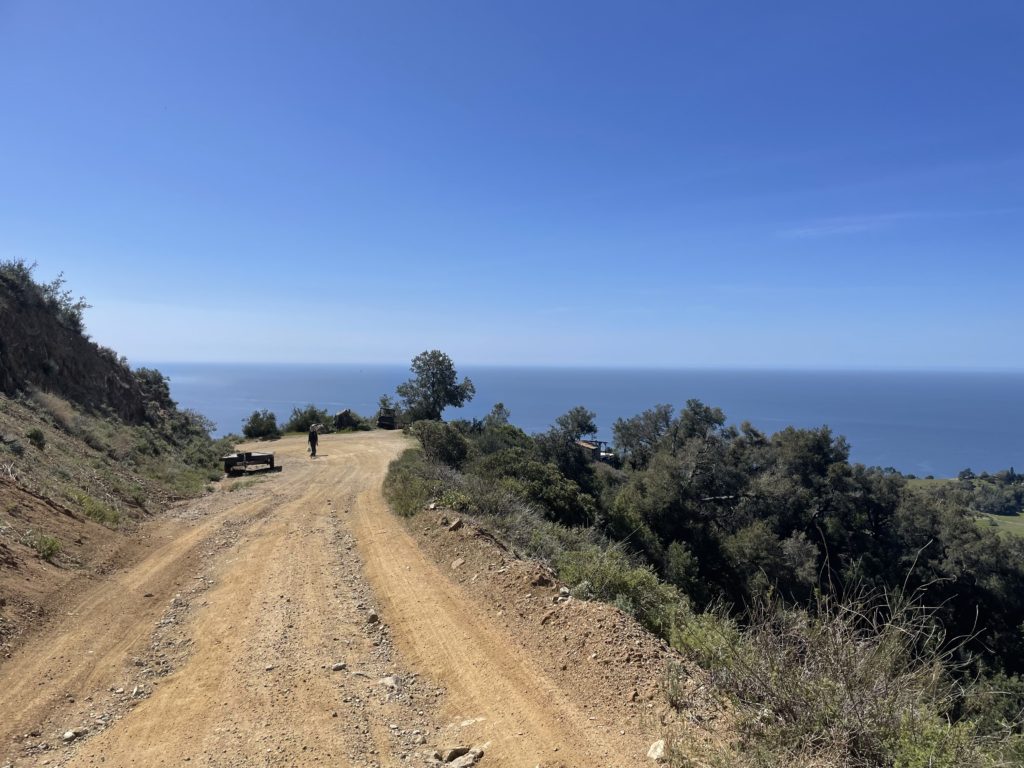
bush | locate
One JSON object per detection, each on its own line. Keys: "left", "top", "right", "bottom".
{"left": 74, "top": 493, "right": 121, "bottom": 526}
{"left": 25, "top": 428, "right": 46, "bottom": 451}
{"left": 333, "top": 408, "right": 373, "bottom": 431}
{"left": 473, "top": 447, "right": 596, "bottom": 526}
{"left": 556, "top": 546, "right": 684, "bottom": 637}
{"left": 409, "top": 420, "right": 469, "bottom": 469}
{"left": 23, "top": 531, "right": 62, "bottom": 561}
{"left": 383, "top": 448, "right": 452, "bottom": 516}
{"left": 0, "top": 259, "right": 90, "bottom": 332}
{"left": 30, "top": 390, "right": 78, "bottom": 431}
{"left": 81, "top": 430, "right": 106, "bottom": 451}
{"left": 666, "top": 590, "right": 1007, "bottom": 768}
{"left": 242, "top": 409, "right": 280, "bottom": 439}
{"left": 283, "top": 404, "right": 331, "bottom": 433}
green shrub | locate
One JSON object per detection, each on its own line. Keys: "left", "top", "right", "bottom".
{"left": 556, "top": 546, "right": 684, "bottom": 637}
{"left": 437, "top": 487, "right": 473, "bottom": 511}
{"left": 25, "top": 428, "right": 46, "bottom": 450}
{"left": 331, "top": 409, "right": 373, "bottom": 432}
{"left": 242, "top": 409, "right": 280, "bottom": 440}
{"left": 383, "top": 448, "right": 450, "bottom": 516}
{"left": 283, "top": 404, "right": 331, "bottom": 433}
{"left": 23, "top": 531, "right": 62, "bottom": 561}
{"left": 473, "top": 447, "right": 596, "bottom": 526}
{"left": 409, "top": 420, "right": 469, "bottom": 469}
{"left": 670, "top": 607, "right": 744, "bottom": 672}
{"left": 74, "top": 493, "right": 121, "bottom": 526}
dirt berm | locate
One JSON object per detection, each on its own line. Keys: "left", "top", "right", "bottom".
{"left": 0, "top": 431, "right": 685, "bottom": 767}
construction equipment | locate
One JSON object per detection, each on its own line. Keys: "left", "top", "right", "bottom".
{"left": 376, "top": 407, "right": 398, "bottom": 430}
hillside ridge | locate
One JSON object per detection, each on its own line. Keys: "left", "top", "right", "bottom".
{"left": 0, "top": 265, "right": 147, "bottom": 422}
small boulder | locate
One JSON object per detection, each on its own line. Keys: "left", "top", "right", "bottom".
{"left": 447, "top": 518, "right": 463, "bottom": 532}
{"left": 441, "top": 746, "right": 470, "bottom": 762}
{"left": 378, "top": 675, "right": 402, "bottom": 690}
{"left": 451, "top": 558, "right": 465, "bottom": 570}
{"left": 331, "top": 662, "right": 346, "bottom": 672}
{"left": 647, "top": 739, "right": 667, "bottom": 762}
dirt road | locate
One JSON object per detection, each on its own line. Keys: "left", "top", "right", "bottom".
{"left": 0, "top": 431, "right": 656, "bottom": 767}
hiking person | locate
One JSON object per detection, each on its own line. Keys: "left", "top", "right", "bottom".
{"left": 308, "top": 424, "right": 319, "bottom": 457}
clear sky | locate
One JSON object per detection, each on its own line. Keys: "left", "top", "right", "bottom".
{"left": 1, "top": 1, "right": 1021, "bottom": 368}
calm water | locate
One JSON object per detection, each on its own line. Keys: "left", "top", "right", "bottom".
{"left": 151, "top": 363, "right": 1023, "bottom": 478}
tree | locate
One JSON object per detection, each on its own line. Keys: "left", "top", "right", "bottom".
{"left": 411, "top": 420, "right": 469, "bottom": 469}
{"left": 243, "top": 409, "right": 280, "bottom": 439}
{"left": 534, "top": 406, "right": 600, "bottom": 497}
{"left": 283, "top": 404, "right": 331, "bottom": 433}
{"left": 395, "top": 350, "right": 475, "bottom": 422}
{"left": 0, "top": 259, "right": 90, "bottom": 333}
{"left": 554, "top": 406, "right": 598, "bottom": 441}
{"left": 483, "top": 402, "right": 511, "bottom": 429}
{"left": 613, "top": 403, "right": 674, "bottom": 469}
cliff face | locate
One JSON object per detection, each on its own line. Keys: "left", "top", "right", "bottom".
{"left": 0, "top": 274, "right": 148, "bottom": 424}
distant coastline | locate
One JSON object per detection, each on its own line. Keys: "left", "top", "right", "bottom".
{"left": 152, "top": 363, "right": 1024, "bottom": 478}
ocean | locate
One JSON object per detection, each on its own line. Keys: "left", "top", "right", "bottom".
{"left": 151, "top": 363, "right": 1024, "bottom": 478}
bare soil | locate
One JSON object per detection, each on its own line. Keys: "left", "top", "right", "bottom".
{"left": 0, "top": 431, "right": 679, "bottom": 767}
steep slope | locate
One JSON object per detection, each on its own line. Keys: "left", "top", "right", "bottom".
{"left": 0, "top": 265, "right": 147, "bottom": 423}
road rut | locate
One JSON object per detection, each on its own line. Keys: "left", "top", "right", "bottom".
{"left": 1, "top": 431, "right": 649, "bottom": 767}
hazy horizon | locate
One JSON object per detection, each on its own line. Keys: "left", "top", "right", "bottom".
{"left": 136, "top": 359, "right": 1024, "bottom": 374}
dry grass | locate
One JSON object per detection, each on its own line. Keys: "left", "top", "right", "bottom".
{"left": 666, "top": 590, "right": 1016, "bottom": 768}
{"left": 29, "top": 390, "right": 79, "bottom": 432}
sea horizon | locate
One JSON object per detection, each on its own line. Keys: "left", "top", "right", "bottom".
{"left": 148, "top": 362, "right": 1024, "bottom": 479}
{"left": 136, "top": 360, "right": 1024, "bottom": 374}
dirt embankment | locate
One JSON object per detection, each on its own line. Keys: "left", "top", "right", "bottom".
{"left": 0, "top": 480, "right": 134, "bottom": 656}
{"left": 1, "top": 431, "right": 688, "bottom": 767}
{"left": 0, "top": 274, "right": 148, "bottom": 423}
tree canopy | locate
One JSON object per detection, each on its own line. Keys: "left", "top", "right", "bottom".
{"left": 395, "top": 350, "right": 475, "bottom": 422}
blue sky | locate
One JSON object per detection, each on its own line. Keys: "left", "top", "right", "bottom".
{"left": 1, "top": 1, "right": 1021, "bottom": 368}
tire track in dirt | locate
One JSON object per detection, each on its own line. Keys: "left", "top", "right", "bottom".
{"left": 0, "top": 486, "right": 279, "bottom": 760}
{"left": 60, "top": 435, "right": 438, "bottom": 768}
{"left": 346, "top": 437, "right": 638, "bottom": 768}
{"left": 2, "top": 431, "right": 655, "bottom": 768}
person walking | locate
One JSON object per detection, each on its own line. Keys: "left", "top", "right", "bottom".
{"left": 308, "top": 424, "right": 319, "bottom": 458}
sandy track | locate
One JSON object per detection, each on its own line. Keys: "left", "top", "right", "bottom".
{"left": 353, "top": 476, "right": 628, "bottom": 767}
{"left": 1, "top": 431, "right": 648, "bottom": 767}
